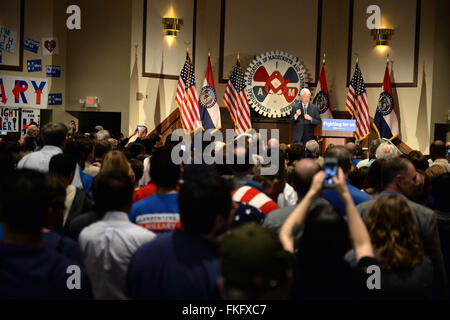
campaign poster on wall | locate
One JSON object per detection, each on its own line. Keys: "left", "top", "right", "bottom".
{"left": 21, "top": 108, "right": 40, "bottom": 135}
{"left": 0, "top": 75, "right": 48, "bottom": 109}
{"left": 0, "top": 107, "right": 19, "bottom": 132}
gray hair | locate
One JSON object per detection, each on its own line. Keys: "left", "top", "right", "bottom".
{"left": 375, "top": 142, "right": 397, "bottom": 159}
{"left": 305, "top": 140, "right": 319, "bottom": 154}
{"left": 300, "top": 88, "right": 311, "bottom": 96}
{"left": 97, "top": 129, "right": 110, "bottom": 141}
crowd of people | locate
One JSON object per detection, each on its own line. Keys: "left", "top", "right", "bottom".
{"left": 0, "top": 121, "right": 449, "bottom": 300}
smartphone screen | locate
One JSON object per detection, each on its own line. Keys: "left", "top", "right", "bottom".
{"left": 323, "top": 158, "right": 338, "bottom": 188}
{"left": 137, "top": 125, "right": 143, "bottom": 131}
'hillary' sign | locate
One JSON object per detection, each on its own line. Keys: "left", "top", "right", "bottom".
{"left": 0, "top": 76, "right": 48, "bottom": 109}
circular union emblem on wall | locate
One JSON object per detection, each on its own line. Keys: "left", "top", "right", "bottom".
{"left": 377, "top": 92, "right": 394, "bottom": 116}
{"left": 313, "top": 91, "right": 330, "bottom": 114}
{"left": 199, "top": 85, "right": 217, "bottom": 109}
{"left": 245, "top": 51, "right": 308, "bottom": 118}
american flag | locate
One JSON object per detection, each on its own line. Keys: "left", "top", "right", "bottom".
{"left": 223, "top": 58, "right": 252, "bottom": 134}
{"left": 175, "top": 51, "right": 202, "bottom": 133}
{"left": 345, "top": 62, "right": 370, "bottom": 140}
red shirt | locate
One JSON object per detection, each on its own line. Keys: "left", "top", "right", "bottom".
{"left": 132, "top": 182, "right": 157, "bottom": 204}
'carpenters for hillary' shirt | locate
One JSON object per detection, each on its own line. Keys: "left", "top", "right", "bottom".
{"left": 129, "top": 193, "right": 181, "bottom": 235}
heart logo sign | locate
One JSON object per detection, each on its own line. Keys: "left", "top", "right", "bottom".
{"left": 42, "top": 38, "right": 58, "bottom": 55}
{"left": 44, "top": 40, "right": 56, "bottom": 52}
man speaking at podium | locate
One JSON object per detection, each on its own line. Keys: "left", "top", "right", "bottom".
{"left": 290, "top": 88, "right": 321, "bottom": 144}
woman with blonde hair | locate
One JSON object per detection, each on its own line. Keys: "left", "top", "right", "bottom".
{"left": 101, "top": 150, "right": 135, "bottom": 183}
{"left": 367, "top": 194, "right": 433, "bottom": 299}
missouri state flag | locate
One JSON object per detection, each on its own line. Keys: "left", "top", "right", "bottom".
{"left": 373, "top": 62, "right": 399, "bottom": 140}
{"left": 313, "top": 61, "right": 332, "bottom": 138}
{"left": 199, "top": 53, "right": 221, "bottom": 131}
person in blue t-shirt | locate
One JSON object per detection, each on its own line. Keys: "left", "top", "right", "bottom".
{"left": 126, "top": 173, "right": 234, "bottom": 300}
{"left": 129, "top": 146, "right": 181, "bottom": 234}
{"left": 322, "top": 145, "right": 371, "bottom": 215}
{"left": 0, "top": 169, "right": 92, "bottom": 300}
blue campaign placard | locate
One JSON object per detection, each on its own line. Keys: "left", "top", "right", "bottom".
{"left": 322, "top": 119, "right": 356, "bottom": 132}
{"left": 46, "top": 65, "right": 61, "bottom": 78}
{"left": 27, "top": 59, "right": 42, "bottom": 72}
{"left": 24, "top": 38, "right": 40, "bottom": 54}
{"left": 48, "top": 93, "right": 63, "bottom": 106}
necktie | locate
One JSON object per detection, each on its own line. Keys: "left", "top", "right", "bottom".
{"left": 303, "top": 104, "right": 307, "bottom": 115}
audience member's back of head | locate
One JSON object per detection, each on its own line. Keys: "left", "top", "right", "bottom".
{"left": 220, "top": 223, "right": 293, "bottom": 299}
{"left": 288, "top": 142, "right": 305, "bottom": 163}
{"left": 102, "top": 150, "right": 131, "bottom": 176}
{"left": 229, "top": 145, "right": 253, "bottom": 174}
{"left": 49, "top": 153, "right": 76, "bottom": 180}
{"left": 296, "top": 203, "right": 349, "bottom": 264}
{"left": 380, "top": 157, "right": 410, "bottom": 189}
{"left": 0, "top": 169, "right": 51, "bottom": 235}
{"left": 349, "top": 166, "right": 369, "bottom": 190}
{"left": 179, "top": 174, "right": 232, "bottom": 236}
{"left": 367, "top": 194, "right": 423, "bottom": 271}
{"left": 431, "top": 173, "right": 450, "bottom": 213}
{"left": 92, "top": 171, "right": 134, "bottom": 213}
{"left": 129, "top": 159, "right": 144, "bottom": 184}
{"left": 305, "top": 140, "right": 319, "bottom": 158}
{"left": 96, "top": 130, "right": 110, "bottom": 141}
{"left": 363, "top": 159, "right": 385, "bottom": 193}
{"left": 94, "top": 140, "right": 112, "bottom": 160}
{"left": 324, "top": 145, "right": 351, "bottom": 174}
{"left": 292, "top": 158, "right": 320, "bottom": 197}
{"left": 376, "top": 142, "right": 397, "bottom": 160}
{"left": 150, "top": 146, "right": 180, "bottom": 188}
{"left": 369, "top": 138, "right": 383, "bottom": 159}
{"left": 430, "top": 140, "right": 446, "bottom": 161}
{"left": 41, "top": 122, "right": 68, "bottom": 147}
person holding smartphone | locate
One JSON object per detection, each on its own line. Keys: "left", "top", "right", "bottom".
{"left": 279, "top": 167, "right": 377, "bottom": 299}
{"left": 321, "top": 146, "right": 371, "bottom": 215}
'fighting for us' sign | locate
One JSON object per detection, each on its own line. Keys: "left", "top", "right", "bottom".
{"left": 0, "top": 76, "right": 48, "bottom": 109}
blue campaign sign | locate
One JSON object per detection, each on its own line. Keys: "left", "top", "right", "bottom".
{"left": 27, "top": 59, "right": 42, "bottom": 72}
{"left": 24, "top": 38, "right": 40, "bottom": 54}
{"left": 322, "top": 119, "right": 356, "bottom": 132}
{"left": 46, "top": 65, "right": 61, "bottom": 78}
{"left": 48, "top": 93, "right": 62, "bottom": 105}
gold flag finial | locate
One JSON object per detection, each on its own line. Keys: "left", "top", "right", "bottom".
{"left": 387, "top": 53, "right": 390, "bottom": 64}
{"left": 208, "top": 49, "right": 210, "bottom": 57}
{"left": 323, "top": 53, "right": 326, "bottom": 64}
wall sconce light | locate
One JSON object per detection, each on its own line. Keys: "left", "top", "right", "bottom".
{"left": 162, "top": 18, "right": 183, "bottom": 37}
{"left": 371, "top": 28, "right": 394, "bottom": 46}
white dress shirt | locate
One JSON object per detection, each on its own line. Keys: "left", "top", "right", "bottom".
{"left": 294, "top": 103, "right": 309, "bottom": 121}
{"left": 17, "top": 145, "right": 62, "bottom": 172}
{"left": 277, "top": 182, "right": 298, "bottom": 208}
{"left": 78, "top": 211, "right": 156, "bottom": 299}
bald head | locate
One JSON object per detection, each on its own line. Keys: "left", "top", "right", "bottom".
{"left": 292, "top": 158, "right": 320, "bottom": 196}
{"left": 345, "top": 142, "right": 356, "bottom": 156}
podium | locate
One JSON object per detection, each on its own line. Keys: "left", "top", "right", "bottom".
{"left": 319, "top": 119, "right": 356, "bottom": 151}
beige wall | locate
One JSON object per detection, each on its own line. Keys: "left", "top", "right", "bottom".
{"left": 129, "top": 0, "right": 448, "bottom": 153}
{"left": 6, "top": 0, "right": 444, "bottom": 150}
{"left": 66, "top": 0, "right": 132, "bottom": 134}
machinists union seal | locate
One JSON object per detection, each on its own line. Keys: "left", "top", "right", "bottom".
{"left": 245, "top": 51, "right": 309, "bottom": 118}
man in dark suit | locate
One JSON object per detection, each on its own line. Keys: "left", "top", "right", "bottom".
{"left": 290, "top": 88, "right": 321, "bottom": 144}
